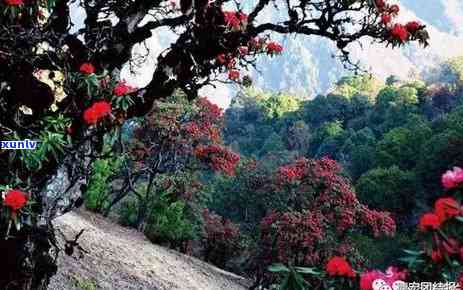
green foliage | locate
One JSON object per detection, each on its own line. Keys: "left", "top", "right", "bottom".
{"left": 374, "top": 116, "right": 432, "bottom": 169}
{"left": 268, "top": 264, "right": 319, "bottom": 290}
{"left": 351, "top": 232, "right": 416, "bottom": 269}
{"left": 118, "top": 197, "right": 139, "bottom": 227}
{"left": 261, "top": 93, "right": 301, "bottom": 119}
{"left": 356, "top": 166, "right": 417, "bottom": 219}
{"left": 333, "top": 74, "right": 382, "bottom": 101}
{"left": 260, "top": 132, "right": 285, "bottom": 155}
{"left": 144, "top": 191, "right": 196, "bottom": 246}
{"left": 85, "top": 157, "right": 122, "bottom": 213}
{"left": 19, "top": 115, "right": 71, "bottom": 170}
{"left": 439, "top": 56, "right": 463, "bottom": 87}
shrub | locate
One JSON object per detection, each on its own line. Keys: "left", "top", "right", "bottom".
{"left": 118, "top": 197, "right": 139, "bottom": 227}
{"left": 144, "top": 193, "right": 197, "bottom": 253}
{"left": 202, "top": 209, "right": 241, "bottom": 268}
{"left": 85, "top": 157, "right": 122, "bottom": 213}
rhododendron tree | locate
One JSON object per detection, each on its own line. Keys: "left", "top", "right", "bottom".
{"left": 249, "top": 157, "right": 396, "bottom": 289}
{"left": 202, "top": 209, "right": 241, "bottom": 268}
{"left": 0, "top": 0, "right": 428, "bottom": 287}
{"left": 263, "top": 166, "right": 463, "bottom": 290}
{"left": 104, "top": 95, "right": 239, "bottom": 230}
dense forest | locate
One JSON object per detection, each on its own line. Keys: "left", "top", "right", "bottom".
{"left": 80, "top": 56, "right": 463, "bottom": 289}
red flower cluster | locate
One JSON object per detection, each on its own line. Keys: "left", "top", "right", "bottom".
{"left": 390, "top": 23, "right": 409, "bottom": 42}
{"left": 83, "top": 101, "right": 112, "bottom": 125}
{"left": 418, "top": 197, "right": 461, "bottom": 232}
{"left": 113, "top": 81, "right": 135, "bottom": 97}
{"left": 228, "top": 70, "right": 240, "bottom": 81}
{"left": 442, "top": 167, "right": 463, "bottom": 189}
{"left": 4, "top": 0, "right": 23, "bottom": 5}
{"left": 194, "top": 145, "right": 240, "bottom": 176}
{"left": 183, "top": 121, "right": 201, "bottom": 138}
{"left": 4, "top": 189, "right": 28, "bottom": 211}
{"left": 435, "top": 197, "right": 461, "bottom": 221}
{"left": 202, "top": 209, "right": 241, "bottom": 267}
{"left": 418, "top": 212, "right": 441, "bottom": 231}
{"left": 248, "top": 37, "right": 265, "bottom": 51}
{"left": 277, "top": 163, "right": 305, "bottom": 183}
{"left": 266, "top": 42, "right": 283, "bottom": 55}
{"left": 216, "top": 53, "right": 226, "bottom": 64}
{"left": 257, "top": 158, "right": 397, "bottom": 275}
{"left": 375, "top": 0, "right": 385, "bottom": 10}
{"left": 79, "top": 63, "right": 95, "bottom": 74}
{"left": 265, "top": 211, "right": 324, "bottom": 264}
{"left": 406, "top": 21, "right": 421, "bottom": 33}
{"left": 374, "top": 0, "right": 422, "bottom": 43}
{"left": 325, "top": 256, "right": 355, "bottom": 278}
{"left": 381, "top": 14, "right": 392, "bottom": 25}
{"left": 360, "top": 207, "right": 396, "bottom": 237}
{"left": 223, "top": 11, "right": 248, "bottom": 30}
{"left": 180, "top": 97, "right": 224, "bottom": 143}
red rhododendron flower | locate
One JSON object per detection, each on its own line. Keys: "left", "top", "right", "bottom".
{"left": 381, "top": 14, "right": 392, "bottom": 25}
{"left": 431, "top": 249, "right": 443, "bottom": 263}
{"left": 435, "top": 197, "right": 460, "bottom": 222}
{"left": 223, "top": 11, "right": 247, "bottom": 29}
{"left": 248, "top": 37, "right": 264, "bottom": 51}
{"left": 194, "top": 145, "right": 240, "bottom": 176}
{"left": 360, "top": 270, "right": 383, "bottom": 290}
{"left": 442, "top": 167, "right": 463, "bottom": 189}
{"left": 5, "top": 0, "right": 23, "bottom": 5}
{"left": 278, "top": 163, "right": 304, "bottom": 183}
{"left": 4, "top": 189, "right": 28, "bottom": 211}
{"left": 325, "top": 256, "right": 355, "bottom": 278}
{"left": 266, "top": 42, "right": 283, "bottom": 55}
{"left": 228, "top": 70, "right": 240, "bottom": 80}
{"left": 216, "top": 53, "right": 226, "bottom": 64}
{"left": 79, "top": 63, "right": 95, "bottom": 74}
{"left": 390, "top": 24, "right": 409, "bottom": 42}
{"left": 113, "top": 82, "right": 134, "bottom": 97}
{"left": 238, "top": 46, "right": 249, "bottom": 56}
{"left": 375, "top": 0, "right": 386, "bottom": 10}
{"left": 418, "top": 212, "right": 441, "bottom": 231}
{"left": 406, "top": 21, "right": 421, "bottom": 33}
{"left": 83, "top": 101, "right": 112, "bottom": 125}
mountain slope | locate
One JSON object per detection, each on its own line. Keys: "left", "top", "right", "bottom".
{"left": 48, "top": 210, "right": 250, "bottom": 290}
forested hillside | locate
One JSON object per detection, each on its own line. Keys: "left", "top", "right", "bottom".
{"left": 203, "top": 56, "right": 463, "bottom": 276}
{"left": 80, "top": 56, "right": 463, "bottom": 289}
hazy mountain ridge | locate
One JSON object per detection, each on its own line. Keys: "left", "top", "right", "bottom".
{"left": 249, "top": 0, "right": 463, "bottom": 101}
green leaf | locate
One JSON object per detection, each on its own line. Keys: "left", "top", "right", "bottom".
{"left": 268, "top": 263, "right": 290, "bottom": 273}
{"left": 294, "top": 267, "right": 321, "bottom": 275}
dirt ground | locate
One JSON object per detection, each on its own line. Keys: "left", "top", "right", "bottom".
{"left": 48, "top": 210, "right": 250, "bottom": 290}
